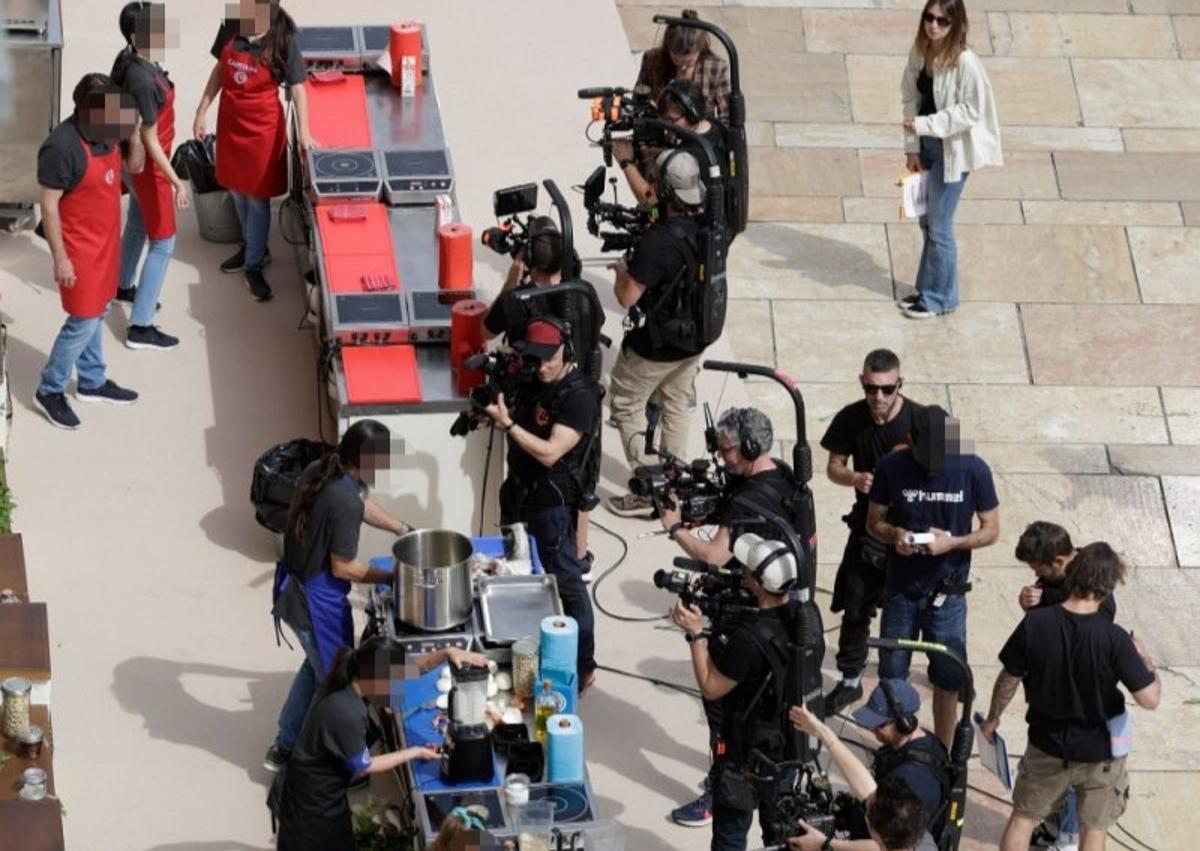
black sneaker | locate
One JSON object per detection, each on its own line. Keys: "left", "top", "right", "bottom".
{"left": 245, "top": 266, "right": 273, "bottom": 302}
{"left": 75, "top": 379, "right": 138, "bottom": 406}
{"left": 34, "top": 391, "right": 80, "bottom": 430}
{"left": 581, "top": 550, "right": 595, "bottom": 585}
{"left": 902, "top": 300, "right": 939, "bottom": 320}
{"left": 264, "top": 744, "right": 291, "bottom": 773}
{"left": 126, "top": 325, "right": 179, "bottom": 351}
{"left": 823, "top": 680, "right": 864, "bottom": 716}
{"left": 896, "top": 293, "right": 921, "bottom": 308}
{"left": 221, "top": 246, "right": 271, "bottom": 274}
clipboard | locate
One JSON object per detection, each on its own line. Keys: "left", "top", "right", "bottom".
{"left": 897, "top": 170, "right": 929, "bottom": 220}
{"left": 973, "top": 712, "right": 1013, "bottom": 790}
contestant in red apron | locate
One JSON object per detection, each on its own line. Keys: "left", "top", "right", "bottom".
{"left": 35, "top": 74, "right": 146, "bottom": 431}
{"left": 192, "top": 0, "right": 314, "bottom": 302}
{"left": 111, "top": 2, "right": 191, "bottom": 351}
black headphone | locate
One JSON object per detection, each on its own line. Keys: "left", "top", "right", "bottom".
{"left": 523, "top": 217, "right": 562, "bottom": 273}
{"left": 660, "top": 79, "right": 704, "bottom": 125}
{"left": 532, "top": 315, "right": 574, "bottom": 363}
{"left": 656, "top": 148, "right": 682, "bottom": 209}
{"left": 734, "top": 408, "right": 763, "bottom": 461}
{"left": 879, "top": 679, "right": 919, "bottom": 735}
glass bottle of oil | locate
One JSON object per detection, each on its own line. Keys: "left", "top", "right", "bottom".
{"left": 534, "top": 680, "right": 560, "bottom": 744}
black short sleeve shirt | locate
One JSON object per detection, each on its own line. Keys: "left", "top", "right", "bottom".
{"left": 37, "top": 119, "right": 115, "bottom": 194}
{"left": 999, "top": 606, "right": 1154, "bottom": 762}
{"left": 121, "top": 59, "right": 171, "bottom": 126}
{"left": 624, "top": 219, "right": 697, "bottom": 362}
{"left": 719, "top": 464, "right": 793, "bottom": 543}
{"left": 509, "top": 374, "right": 600, "bottom": 505}
{"left": 211, "top": 21, "right": 307, "bottom": 86}
{"left": 821, "top": 398, "right": 922, "bottom": 522}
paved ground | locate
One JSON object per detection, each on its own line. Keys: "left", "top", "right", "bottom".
{"left": 2, "top": 0, "right": 1199, "bottom": 849}
{"left": 616, "top": 1, "right": 1200, "bottom": 849}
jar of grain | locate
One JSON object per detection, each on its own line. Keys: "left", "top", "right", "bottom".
{"left": 2, "top": 676, "right": 32, "bottom": 738}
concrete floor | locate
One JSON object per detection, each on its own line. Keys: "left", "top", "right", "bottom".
{"left": 2, "top": 0, "right": 1198, "bottom": 849}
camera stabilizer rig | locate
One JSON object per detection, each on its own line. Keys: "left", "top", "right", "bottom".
{"left": 630, "top": 400, "right": 727, "bottom": 526}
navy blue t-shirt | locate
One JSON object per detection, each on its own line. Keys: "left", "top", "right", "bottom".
{"left": 869, "top": 449, "right": 999, "bottom": 597}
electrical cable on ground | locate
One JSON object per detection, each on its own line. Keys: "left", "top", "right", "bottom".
{"left": 589, "top": 518, "right": 667, "bottom": 623}
{"left": 478, "top": 423, "right": 496, "bottom": 537}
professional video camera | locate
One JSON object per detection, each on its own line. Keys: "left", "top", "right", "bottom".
{"left": 629, "top": 401, "right": 726, "bottom": 525}
{"left": 747, "top": 750, "right": 851, "bottom": 847}
{"left": 480, "top": 183, "right": 543, "bottom": 260}
{"left": 448, "top": 350, "right": 539, "bottom": 437}
{"left": 578, "top": 85, "right": 663, "bottom": 167}
{"left": 653, "top": 556, "right": 751, "bottom": 621}
{"left": 580, "top": 165, "right": 653, "bottom": 254}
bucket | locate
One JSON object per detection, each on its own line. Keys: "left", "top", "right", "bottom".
{"left": 192, "top": 190, "right": 243, "bottom": 244}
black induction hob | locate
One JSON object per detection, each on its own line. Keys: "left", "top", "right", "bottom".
{"left": 528, "top": 783, "right": 595, "bottom": 824}
{"left": 297, "top": 26, "right": 362, "bottom": 67}
{"left": 383, "top": 148, "right": 454, "bottom": 205}
{"left": 307, "top": 149, "right": 382, "bottom": 202}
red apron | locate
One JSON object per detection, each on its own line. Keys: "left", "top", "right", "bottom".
{"left": 215, "top": 37, "right": 289, "bottom": 199}
{"left": 129, "top": 69, "right": 177, "bottom": 239}
{"left": 59, "top": 135, "right": 121, "bottom": 318}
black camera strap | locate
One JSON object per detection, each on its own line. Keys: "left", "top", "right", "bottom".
{"left": 546, "top": 370, "right": 604, "bottom": 506}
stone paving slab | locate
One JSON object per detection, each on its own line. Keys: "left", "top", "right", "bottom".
{"left": 745, "top": 121, "right": 776, "bottom": 147}
{"left": 999, "top": 124, "right": 1125, "bottom": 151}
{"left": 776, "top": 122, "right": 902, "bottom": 149}
{"left": 844, "top": 197, "right": 1024, "bottom": 224}
{"left": 1185, "top": 202, "right": 1200, "bottom": 225}
{"left": 971, "top": 442, "right": 1112, "bottom": 474}
{"left": 949, "top": 385, "right": 1169, "bottom": 444}
{"left": 619, "top": 4, "right": 808, "bottom": 53}
{"left": 1162, "top": 476, "right": 1200, "bottom": 566}
{"left": 721, "top": 299, "right": 777, "bottom": 367}
{"left": 1023, "top": 304, "right": 1200, "bottom": 385}
{"left": 1122, "top": 127, "right": 1200, "bottom": 151}
{"left": 1161, "top": 389, "right": 1200, "bottom": 443}
{"left": 749, "top": 146, "right": 863, "bottom": 196}
{"left": 743, "top": 51, "right": 851, "bottom": 122}
{"left": 772, "top": 301, "right": 1031, "bottom": 384}
{"left": 749, "top": 195, "right": 845, "bottom": 222}
{"left": 728, "top": 222, "right": 893, "bottom": 299}
{"left": 989, "top": 11, "right": 1180, "bottom": 57}
{"left": 887, "top": 224, "right": 1140, "bottom": 302}
{"left": 1021, "top": 200, "right": 1184, "bottom": 226}
{"left": 1055, "top": 151, "right": 1200, "bottom": 200}
{"left": 983, "top": 473, "right": 1177, "bottom": 567}
{"left": 1074, "top": 58, "right": 1200, "bottom": 127}
{"left": 859, "top": 149, "right": 1060, "bottom": 198}
{"left": 844, "top": 54, "right": 908, "bottom": 124}
{"left": 1127, "top": 226, "right": 1200, "bottom": 303}
{"left": 1178, "top": 14, "right": 1200, "bottom": 58}
{"left": 1133, "top": 0, "right": 1200, "bottom": 12}
{"left": 802, "top": 8, "right": 994, "bottom": 55}
{"left": 1110, "top": 444, "right": 1200, "bottom": 476}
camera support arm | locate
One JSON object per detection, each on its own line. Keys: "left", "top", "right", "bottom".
{"left": 629, "top": 117, "right": 726, "bottom": 234}
{"left": 542, "top": 178, "right": 575, "bottom": 281}
{"left": 652, "top": 14, "right": 744, "bottom": 131}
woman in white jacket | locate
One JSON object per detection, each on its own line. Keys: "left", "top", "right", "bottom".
{"left": 898, "top": 0, "right": 1002, "bottom": 319}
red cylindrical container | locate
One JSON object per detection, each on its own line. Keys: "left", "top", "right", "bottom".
{"left": 389, "top": 22, "right": 423, "bottom": 93}
{"left": 438, "top": 223, "right": 474, "bottom": 291}
{"left": 451, "top": 299, "right": 488, "bottom": 394}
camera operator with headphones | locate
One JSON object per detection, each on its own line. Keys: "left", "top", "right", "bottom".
{"left": 788, "top": 683, "right": 948, "bottom": 851}
{"left": 660, "top": 406, "right": 798, "bottom": 827}
{"left": 612, "top": 79, "right": 727, "bottom": 210}
{"left": 482, "top": 216, "right": 576, "bottom": 342}
{"left": 608, "top": 149, "right": 712, "bottom": 517}
{"left": 672, "top": 532, "right": 801, "bottom": 851}
{"left": 482, "top": 319, "right": 602, "bottom": 688}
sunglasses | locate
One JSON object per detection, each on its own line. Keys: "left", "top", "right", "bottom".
{"left": 862, "top": 382, "right": 900, "bottom": 396}
{"left": 923, "top": 11, "right": 952, "bottom": 27}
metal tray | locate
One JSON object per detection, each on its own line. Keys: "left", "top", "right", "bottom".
{"left": 477, "top": 574, "right": 563, "bottom": 646}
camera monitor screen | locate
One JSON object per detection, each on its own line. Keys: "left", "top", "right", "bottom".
{"left": 493, "top": 183, "right": 538, "bottom": 218}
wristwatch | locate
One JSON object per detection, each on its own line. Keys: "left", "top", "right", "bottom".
{"left": 668, "top": 522, "right": 684, "bottom": 539}
{"left": 821, "top": 837, "right": 834, "bottom": 851}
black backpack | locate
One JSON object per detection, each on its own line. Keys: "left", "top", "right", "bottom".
{"left": 645, "top": 218, "right": 728, "bottom": 356}
{"left": 250, "top": 439, "right": 331, "bottom": 533}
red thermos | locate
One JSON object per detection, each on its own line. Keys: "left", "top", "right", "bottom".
{"left": 438, "top": 223, "right": 473, "bottom": 291}
{"left": 451, "top": 299, "right": 488, "bottom": 394}
{"left": 389, "top": 22, "right": 423, "bottom": 94}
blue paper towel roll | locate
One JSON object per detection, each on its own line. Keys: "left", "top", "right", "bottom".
{"left": 539, "top": 615, "right": 578, "bottom": 674}
{"left": 546, "top": 713, "right": 585, "bottom": 783}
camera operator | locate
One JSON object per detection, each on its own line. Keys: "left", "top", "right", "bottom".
{"left": 482, "top": 216, "right": 572, "bottom": 341}
{"left": 866, "top": 405, "right": 999, "bottom": 750}
{"left": 608, "top": 150, "right": 710, "bottom": 517}
{"left": 788, "top": 686, "right": 948, "bottom": 851}
{"left": 636, "top": 8, "right": 731, "bottom": 122}
{"left": 821, "top": 349, "right": 923, "bottom": 716}
{"left": 612, "top": 80, "right": 726, "bottom": 209}
{"left": 659, "top": 406, "right": 794, "bottom": 826}
{"left": 980, "top": 543, "right": 1160, "bottom": 851}
{"left": 482, "top": 319, "right": 600, "bottom": 687}
{"left": 671, "top": 533, "right": 800, "bottom": 851}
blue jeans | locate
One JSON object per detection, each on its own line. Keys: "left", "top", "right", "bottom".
{"left": 120, "top": 182, "right": 176, "bottom": 327}
{"left": 1054, "top": 788, "right": 1080, "bottom": 836}
{"left": 38, "top": 308, "right": 108, "bottom": 395}
{"left": 275, "top": 626, "right": 324, "bottom": 751}
{"left": 878, "top": 589, "right": 968, "bottom": 692}
{"left": 525, "top": 504, "right": 596, "bottom": 677}
{"left": 914, "top": 137, "right": 968, "bottom": 314}
{"left": 229, "top": 190, "right": 271, "bottom": 269}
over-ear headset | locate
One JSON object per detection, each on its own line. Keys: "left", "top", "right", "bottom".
{"left": 523, "top": 216, "right": 562, "bottom": 273}
{"left": 660, "top": 79, "right": 705, "bottom": 125}
{"left": 880, "top": 679, "right": 919, "bottom": 735}
{"left": 728, "top": 407, "right": 763, "bottom": 461}
{"left": 534, "top": 315, "right": 575, "bottom": 363}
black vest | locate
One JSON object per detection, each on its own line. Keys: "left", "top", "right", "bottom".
{"left": 873, "top": 732, "right": 952, "bottom": 835}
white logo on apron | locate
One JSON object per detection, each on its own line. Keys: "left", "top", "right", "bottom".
{"left": 104, "top": 169, "right": 115, "bottom": 185}
{"left": 235, "top": 70, "right": 248, "bottom": 86}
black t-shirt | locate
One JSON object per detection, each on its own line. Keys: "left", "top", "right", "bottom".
{"left": 485, "top": 282, "right": 554, "bottom": 339}
{"left": 720, "top": 463, "right": 793, "bottom": 544}
{"left": 211, "top": 21, "right": 307, "bottom": 86}
{"left": 37, "top": 118, "right": 116, "bottom": 194}
{"left": 118, "top": 57, "right": 172, "bottom": 126}
{"left": 869, "top": 449, "right": 999, "bottom": 597}
{"left": 711, "top": 606, "right": 791, "bottom": 729}
{"left": 917, "top": 70, "right": 936, "bottom": 116}
{"left": 821, "top": 397, "right": 922, "bottom": 524}
{"left": 999, "top": 606, "right": 1155, "bottom": 762}
{"left": 508, "top": 372, "right": 600, "bottom": 506}
{"left": 1037, "top": 576, "right": 1117, "bottom": 620}
{"left": 682, "top": 122, "right": 728, "bottom": 179}
{"left": 278, "top": 685, "right": 371, "bottom": 851}
{"left": 624, "top": 218, "right": 699, "bottom": 362}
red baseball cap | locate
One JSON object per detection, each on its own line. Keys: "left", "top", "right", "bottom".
{"left": 514, "top": 319, "right": 565, "bottom": 360}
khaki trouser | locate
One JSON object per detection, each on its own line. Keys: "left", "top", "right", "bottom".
{"left": 609, "top": 346, "right": 703, "bottom": 468}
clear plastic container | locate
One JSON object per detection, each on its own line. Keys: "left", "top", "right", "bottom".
{"left": 513, "top": 800, "right": 554, "bottom": 851}
{"left": 2, "top": 676, "right": 32, "bottom": 738}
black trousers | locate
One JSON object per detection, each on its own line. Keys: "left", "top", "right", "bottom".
{"left": 500, "top": 477, "right": 596, "bottom": 676}
{"left": 830, "top": 530, "right": 886, "bottom": 678}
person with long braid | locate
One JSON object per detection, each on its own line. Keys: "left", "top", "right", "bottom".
{"left": 267, "top": 419, "right": 414, "bottom": 773}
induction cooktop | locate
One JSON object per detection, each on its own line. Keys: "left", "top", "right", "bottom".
{"left": 528, "top": 783, "right": 594, "bottom": 824}
{"left": 297, "top": 26, "right": 363, "bottom": 68}
{"left": 307, "top": 149, "right": 382, "bottom": 203}
{"left": 382, "top": 147, "right": 454, "bottom": 206}
{"left": 407, "top": 289, "right": 476, "bottom": 344}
